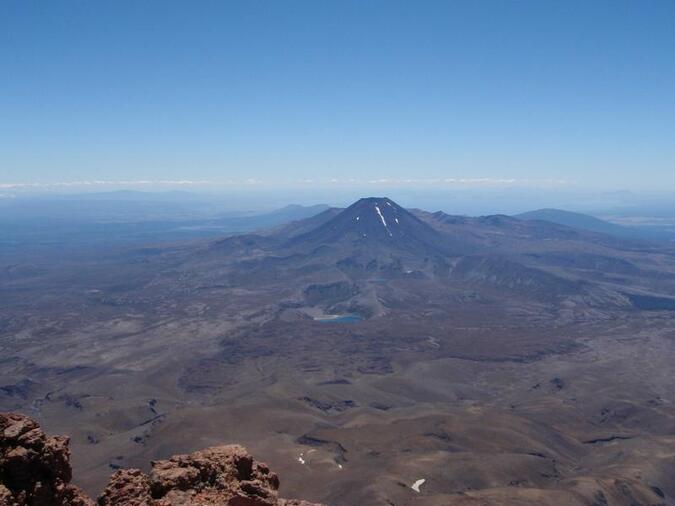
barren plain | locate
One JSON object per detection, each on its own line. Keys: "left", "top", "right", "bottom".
{"left": 2, "top": 198, "right": 675, "bottom": 505}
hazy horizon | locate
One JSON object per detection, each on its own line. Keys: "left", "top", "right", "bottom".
{"left": 4, "top": 185, "right": 675, "bottom": 218}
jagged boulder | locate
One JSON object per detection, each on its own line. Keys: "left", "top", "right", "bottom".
{"left": 98, "top": 444, "right": 321, "bottom": 505}
{"left": 1, "top": 413, "right": 321, "bottom": 506}
{"left": 0, "top": 412, "right": 93, "bottom": 505}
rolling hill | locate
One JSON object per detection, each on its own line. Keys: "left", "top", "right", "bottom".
{"left": 515, "top": 208, "right": 667, "bottom": 241}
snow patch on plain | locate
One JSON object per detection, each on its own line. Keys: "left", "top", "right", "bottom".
{"left": 411, "top": 479, "right": 426, "bottom": 492}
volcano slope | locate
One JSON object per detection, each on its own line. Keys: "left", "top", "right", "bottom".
{"left": 1, "top": 197, "right": 675, "bottom": 505}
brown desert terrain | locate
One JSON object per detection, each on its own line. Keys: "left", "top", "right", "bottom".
{"left": 1, "top": 198, "right": 674, "bottom": 505}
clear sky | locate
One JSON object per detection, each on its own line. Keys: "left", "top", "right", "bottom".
{"left": 2, "top": 0, "right": 674, "bottom": 191}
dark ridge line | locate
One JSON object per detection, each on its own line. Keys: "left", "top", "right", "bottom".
{"left": 582, "top": 435, "right": 634, "bottom": 444}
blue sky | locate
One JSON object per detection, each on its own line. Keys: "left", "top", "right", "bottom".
{"left": 2, "top": 0, "right": 674, "bottom": 191}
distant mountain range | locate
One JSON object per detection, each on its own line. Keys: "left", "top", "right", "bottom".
{"left": 185, "top": 196, "right": 675, "bottom": 319}
{"left": 2, "top": 191, "right": 673, "bottom": 259}
{"left": 516, "top": 208, "right": 674, "bottom": 242}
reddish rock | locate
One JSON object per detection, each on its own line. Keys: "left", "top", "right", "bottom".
{"left": 0, "top": 412, "right": 93, "bottom": 506}
{"left": 99, "top": 445, "right": 321, "bottom": 505}
{"left": 1, "top": 412, "right": 321, "bottom": 506}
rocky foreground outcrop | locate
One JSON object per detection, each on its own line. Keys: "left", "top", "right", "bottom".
{"left": 1, "top": 413, "right": 321, "bottom": 506}
{"left": 0, "top": 413, "right": 93, "bottom": 505}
